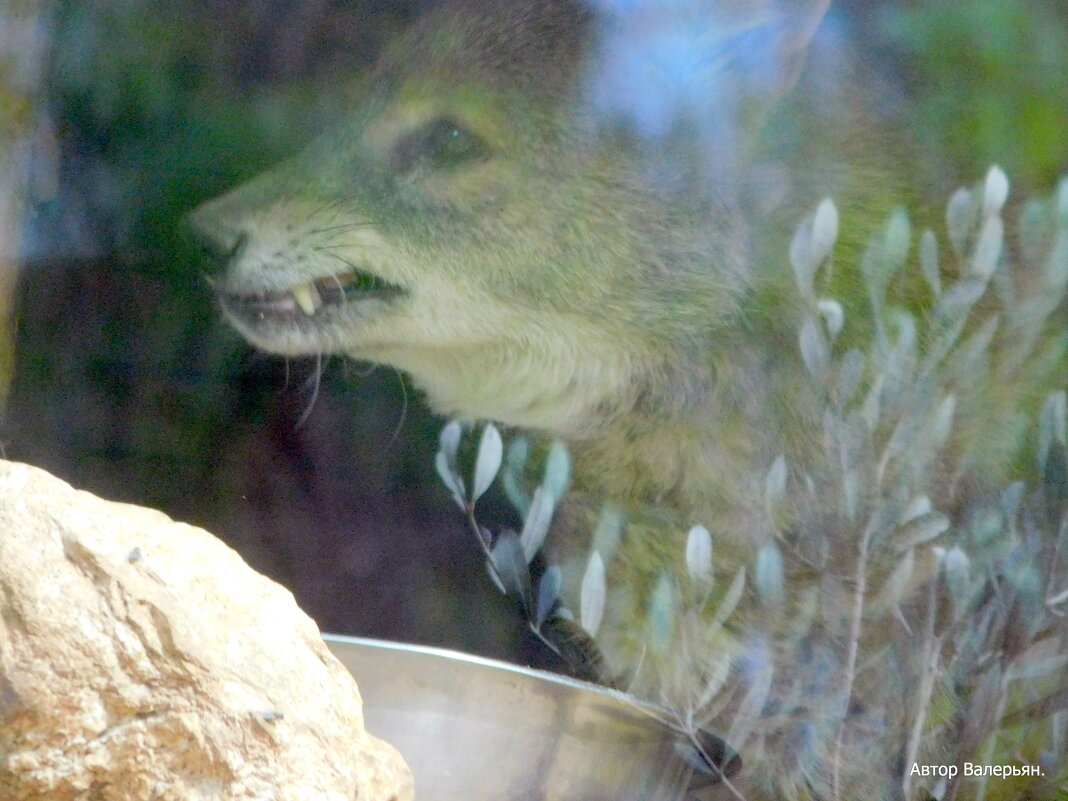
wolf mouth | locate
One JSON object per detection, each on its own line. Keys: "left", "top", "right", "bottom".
{"left": 219, "top": 269, "right": 406, "bottom": 323}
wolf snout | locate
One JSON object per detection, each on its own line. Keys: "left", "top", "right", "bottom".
{"left": 188, "top": 201, "right": 250, "bottom": 268}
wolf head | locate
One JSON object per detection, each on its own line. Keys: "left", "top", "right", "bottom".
{"left": 190, "top": 0, "right": 839, "bottom": 437}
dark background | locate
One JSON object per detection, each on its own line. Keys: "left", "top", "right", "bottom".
{"left": 5, "top": 0, "right": 1067, "bottom": 664}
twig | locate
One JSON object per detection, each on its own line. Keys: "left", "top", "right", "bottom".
{"left": 832, "top": 520, "right": 873, "bottom": 800}
{"left": 903, "top": 576, "right": 943, "bottom": 798}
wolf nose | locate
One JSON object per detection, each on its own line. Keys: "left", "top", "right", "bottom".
{"left": 221, "top": 232, "right": 249, "bottom": 263}
{"left": 187, "top": 204, "right": 249, "bottom": 269}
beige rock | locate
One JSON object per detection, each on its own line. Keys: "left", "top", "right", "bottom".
{"left": 0, "top": 459, "right": 414, "bottom": 801}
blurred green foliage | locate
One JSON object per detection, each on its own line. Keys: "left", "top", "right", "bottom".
{"left": 875, "top": 0, "right": 1068, "bottom": 191}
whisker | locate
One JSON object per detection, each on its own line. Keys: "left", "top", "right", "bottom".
{"left": 314, "top": 241, "right": 385, "bottom": 254}
{"left": 306, "top": 195, "right": 356, "bottom": 224}
{"left": 308, "top": 222, "right": 375, "bottom": 235}
{"left": 331, "top": 273, "right": 347, "bottom": 309}
{"left": 321, "top": 251, "right": 365, "bottom": 274}
{"left": 384, "top": 366, "right": 409, "bottom": 450}
{"left": 296, "top": 353, "right": 324, "bottom": 429}
{"left": 304, "top": 199, "right": 337, "bottom": 224}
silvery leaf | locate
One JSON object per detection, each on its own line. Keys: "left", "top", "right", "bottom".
{"left": 969, "top": 507, "right": 1005, "bottom": 547}
{"left": 485, "top": 560, "right": 507, "bottom": 594}
{"left": 506, "top": 434, "right": 530, "bottom": 472}
{"left": 502, "top": 473, "right": 530, "bottom": 518}
{"left": 877, "top": 415, "right": 922, "bottom": 483}
{"left": 938, "top": 275, "right": 988, "bottom": 319}
{"left": 799, "top": 315, "right": 829, "bottom": 378}
{"left": 873, "top": 547, "right": 914, "bottom": 610}
{"left": 811, "top": 197, "right": 839, "bottom": 267}
{"left": 943, "top": 545, "right": 971, "bottom": 615}
{"left": 1044, "top": 441, "right": 1067, "bottom": 508}
{"left": 950, "top": 315, "right": 998, "bottom": 380}
{"left": 1006, "top": 638, "right": 1068, "bottom": 682}
{"left": 892, "top": 511, "right": 950, "bottom": 551}
{"left": 435, "top": 451, "right": 466, "bottom": 509}
{"left": 842, "top": 467, "right": 860, "bottom": 523}
{"left": 1058, "top": 175, "right": 1068, "bottom": 224}
{"left": 946, "top": 187, "right": 974, "bottom": 257}
{"left": 580, "top": 550, "right": 606, "bottom": 636}
{"left": 679, "top": 523, "right": 713, "bottom": 598}
{"left": 520, "top": 487, "right": 555, "bottom": 563}
{"left": 1046, "top": 229, "right": 1068, "bottom": 293}
{"left": 490, "top": 530, "right": 533, "bottom": 614}
{"left": 764, "top": 455, "right": 787, "bottom": 514}
{"left": 982, "top": 164, "right": 1009, "bottom": 217}
{"left": 695, "top": 655, "right": 731, "bottom": 711}
{"left": 1038, "top": 391, "right": 1067, "bottom": 474}
{"left": 790, "top": 585, "right": 819, "bottom": 639}
{"left": 866, "top": 485, "right": 910, "bottom": 541}
{"left": 970, "top": 215, "right": 1003, "bottom": 282}
{"left": 1017, "top": 198, "right": 1048, "bottom": 267}
{"left": 647, "top": 572, "right": 678, "bottom": 656}
{"left": 712, "top": 568, "right": 747, "bottom": 628}
{"left": 835, "top": 348, "right": 866, "bottom": 407}
{"left": 924, "top": 284, "right": 982, "bottom": 371}
{"left": 860, "top": 373, "right": 882, "bottom": 431}
{"left": 1008, "top": 655, "right": 1068, "bottom": 683}
{"left": 726, "top": 650, "right": 773, "bottom": 752}
{"left": 755, "top": 544, "right": 784, "bottom": 607}
{"left": 503, "top": 436, "right": 531, "bottom": 516}
{"left": 536, "top": 565, "right": 562, "bottom": 627}
{"left": 472, "top": 423, "right": 503, "bottom": 502}
{"left": 542, "top": 439, "right": 572, "bottom": 503}
{"left": 884, "top": 207, "right": 912, "bottom": 272}
{"left": 1007, "top": 565, "right": 1045, "bottom": 638}
{"left": 1000, "top": 481, "right": 1025, "bottom": 523}
{"left": 686, "top": 524, "right": 713, "bottom": 588}
{"left": 860, "top": 236, "right": 888, "bottom": 316}
{"left": 920, "top": 229, "right": 941, "bottom": 297}
{"left": 790, "top": 211, "right": 816, "bottom": 298}
{"left": 817, "top": 299, "right": 844, "bottom": 340}
{"left": 439, "top": 420, "right": 462, "bottom": 462}
{"left": 930, "top": 394, "right": 956, "bottom": 449}
{"left": 901, "top": 495, "right": 933, "bottom": 524}
{"left": 591, "top": 503, "right": 625, "bottom": 564}
{"left": 881, "top": 311, "right": 917, "bottom": 403}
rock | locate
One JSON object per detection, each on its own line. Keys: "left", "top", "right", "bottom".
{"left": 0, "top": 459, "right": 414, "bottom": 801}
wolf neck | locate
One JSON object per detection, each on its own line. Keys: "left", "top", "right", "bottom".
{"left": 569, "top": 334, "right": 806, "bottom": 536}
{"left": 385, "top": 291, "right": 803, "bottom": 529}
{"left": 376, "top": 315, "right": 716, "bottom": 438}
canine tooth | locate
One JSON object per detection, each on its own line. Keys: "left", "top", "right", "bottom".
{"left": 292, "top": 282, "right": 321, "bottom": 316}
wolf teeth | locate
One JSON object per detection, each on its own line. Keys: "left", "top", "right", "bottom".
{"left": 291, "top": 282, "right": 322, "bottom": 316}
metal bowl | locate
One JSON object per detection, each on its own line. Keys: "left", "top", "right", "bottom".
{"left": 323, "top": 634, "right": 724, "bottom": 801}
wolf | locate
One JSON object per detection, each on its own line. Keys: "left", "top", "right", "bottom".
{"left": 191, "top": 1, "right": 1068, "bottom": 798}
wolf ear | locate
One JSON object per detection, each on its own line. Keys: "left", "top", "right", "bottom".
{"left": 695, "top": 0, "right": 834, "bottom": 113}
{"left": 580, "top": 0, "right": 835, "bottom": 187}
{"left": 760, "top": 0, "right": 833, "bottom": 99}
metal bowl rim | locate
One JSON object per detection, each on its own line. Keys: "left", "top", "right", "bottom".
{"left": 322, "top": 632, "right": 672, "bottom": 724}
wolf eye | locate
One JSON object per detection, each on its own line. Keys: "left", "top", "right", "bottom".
{"left": 423, "top": 118, "right": 487, "bottom": 166}
{"left": 392, "top": 116, "right": 488, "bottom": 172}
